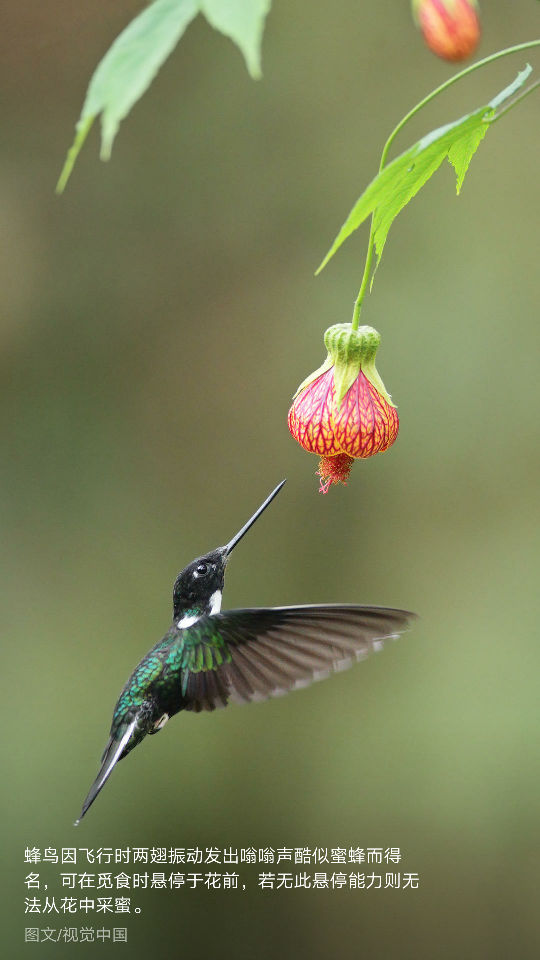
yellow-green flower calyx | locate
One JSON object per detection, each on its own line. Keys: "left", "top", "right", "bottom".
{"left": 293, "top": 324, "right": 395, "bottom": 410}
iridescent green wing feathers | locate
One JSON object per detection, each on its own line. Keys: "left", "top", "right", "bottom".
{"left": 180, "top": 605, "right": 416, "bottom": 713}
{"left": 173, "top": 628, "right": 232, "bottom": 708}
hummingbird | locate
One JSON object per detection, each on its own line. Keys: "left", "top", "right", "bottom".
{"left": 76, "top": 480, "right": 416, "bottom": 823}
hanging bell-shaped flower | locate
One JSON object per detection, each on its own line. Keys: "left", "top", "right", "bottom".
{"left": 288, "top": 324, "right": 399, "bottom": 493}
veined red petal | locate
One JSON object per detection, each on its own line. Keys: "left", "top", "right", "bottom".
{"left": 288, "top": 369, "right": 341, "bottom": 456}
{"left": 333, "top": 371, "right": 399, "bottom": 458}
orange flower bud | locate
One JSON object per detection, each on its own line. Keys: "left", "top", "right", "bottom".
{"left": 412, "top": 0, "right": 481, "bottom": 62}
{"left": 288, "top": 325, "right": 398, "bottom": 493}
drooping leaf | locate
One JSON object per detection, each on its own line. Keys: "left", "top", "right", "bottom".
{"left": 57, "top": 0, "right": 199, "bottom": 193}
{"left": 316, "top": 66, "right": 533, "bottom": 275}
{"left": 446, "top": 65, "right": 533, "bottom": 193}
{"left": 201, "top": 0, "right": 272, "bottom": 79}
{"left": 57, "top": 0, "right": 273, "bottom": 192}
{"left": 446, "top": 118, "right": 489, "bottom": 194}
{"left": 371, "top": 108, "right": 491, "bottom": 265}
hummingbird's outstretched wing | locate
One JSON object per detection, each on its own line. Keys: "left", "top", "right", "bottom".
{"left": 180, "top": 605, "right": 416, "bottom": 713}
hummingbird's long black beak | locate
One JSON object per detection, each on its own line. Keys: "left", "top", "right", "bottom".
{"left": 225, "top": 480, "right": 286, "bottom": 556}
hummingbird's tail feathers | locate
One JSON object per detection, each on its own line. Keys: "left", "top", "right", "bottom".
{"left": 182, "top": 605, "right": 417, "bottom": 711}
{"left": 75, "top": 720, "right": 137, "bottom": 825}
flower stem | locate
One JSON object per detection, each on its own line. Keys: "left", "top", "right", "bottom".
{"left": 351, "top": 38, "right": 540, "bottom": 330}
{"left": 351, "top": 219, "right": 375, "bottom": 330}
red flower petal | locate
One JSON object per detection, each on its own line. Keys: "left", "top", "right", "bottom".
{"left": 288, "top": 370, "right": 341, "bottom": 456}
{"left": 333, "top": 371, "right": 399, "bottom": 458}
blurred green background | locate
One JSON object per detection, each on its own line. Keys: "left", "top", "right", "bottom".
{"left": 2, "top": 1, "right": 540, "bottom": 957}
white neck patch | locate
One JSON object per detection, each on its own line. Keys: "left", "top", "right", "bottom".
{"left": 177, "top": 613, "right": 199, "bottom": 629}
{"left": 177, "top": 590, "right": 222, "bottom": 629}
{"left": 176, "top": 590, "right": 221, "bottom": 630}
{"left": 209, "top": 590, "right": 222, "bottom": 615}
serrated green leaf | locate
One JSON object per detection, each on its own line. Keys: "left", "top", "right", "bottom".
{"left": 57, "top": 0, "right": 199, "bottom": 193}
{"left": 57, "top": 0, "right": 274, "bottom": 191}
{"left": 316, "top": 107, "right": 492, "bottom": 274}
{"left": 371, "top": 143, "right": 449, "bottom": 265}
{"left": 316, "top": 67, "right": 533, "bottom": 276}
{"left": 450, "top": 64, "right": 532, "bottom": 193}
{"left": 447, "top": 121, "right": 489, "bottom": 194}
{"left": 201, "top": 0, "right": 271, "bottom": 79}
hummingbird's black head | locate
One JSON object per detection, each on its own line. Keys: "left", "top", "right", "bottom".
{"left": 172, "top": 548, "right": 228, "bottom": 623}
{"left": 172, "top": 480, "right": 286, "bottom": 627}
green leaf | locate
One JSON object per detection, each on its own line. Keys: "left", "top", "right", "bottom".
{"left": 57, "top": 0, "right": 273, "bottom": 192}
{"left": 446, "top": 119, "right": 489, "bottom": 194}
{"left": 57, "top": 0, "right": 200, "bottom": 193}
{"left": 201, "top": 0, "right": 272, "bottom": 79}
{"left": 316, "top": 67, "right": 533, "bottom": 275}
{"left": 317, "top": 108, "right": 491, "bottom": 274}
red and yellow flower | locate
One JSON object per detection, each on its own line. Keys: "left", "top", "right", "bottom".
{"left": 412, "top": 0, "right": 481, "bottom": 63}
{"left": 288, "top": 324, "right": 398, "bottom": 493}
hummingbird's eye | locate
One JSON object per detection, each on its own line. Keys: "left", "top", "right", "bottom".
{"left": 195, "top": 562, "right": 209, "bottom": 577}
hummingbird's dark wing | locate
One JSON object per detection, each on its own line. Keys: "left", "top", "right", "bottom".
{"left": 180, "top": 605, "right": 416, "bottom": 713}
